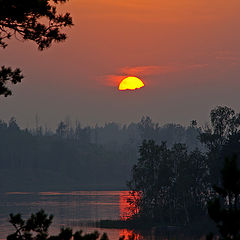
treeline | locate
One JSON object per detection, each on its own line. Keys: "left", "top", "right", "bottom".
{"left": 32, "top": 116, "right": 202, "bottom": 151}
{"left": 0, "top": 116, "right": 201, "bottom": 191}
{"left": 127, "top": 106, "right": 240, "bottom": 230}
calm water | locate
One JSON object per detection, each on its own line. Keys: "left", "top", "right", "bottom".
{"left": 0, "top": 191, "right": 135, "bottom": 240}
{"left": 0, "top": 191, "right": 201, "bottom": 240}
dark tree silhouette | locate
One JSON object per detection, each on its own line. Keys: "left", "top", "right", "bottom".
{"left": 137, "top": 116, "right": 159, "bottom": 141}
{"left": 7, "top": 209, "right": 53, "bottom": 240}
{"left": 200, "top": 106, "right": 240, "bottom": 185}
{"left": 7, "top": 210, "right": 131, "bottom": 240}
{"left": 207, "top": 155, "right": 240, "bottom": 240}
{"left": 200, "top": 106, "right": 240, "bottom": 151}
{"left": 0, "top": 66, "right": 23, "bottom": 97}
{"left": 0, "top": 0, "right": 73, "bottom": 96}
{"left": 127, "top": 140, "right": 208, "bottom": 226}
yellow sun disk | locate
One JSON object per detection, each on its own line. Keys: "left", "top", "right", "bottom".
{"left": 118, "top": 77, "right": 144, "bottom": 91}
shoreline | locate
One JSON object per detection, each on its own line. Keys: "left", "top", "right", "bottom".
{"left": 94, "top": 219, "right": 213, "bottom": 237}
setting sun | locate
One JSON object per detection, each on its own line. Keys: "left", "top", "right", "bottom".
{"left": 118, "top": 77, "right": 145, "bottom": 91}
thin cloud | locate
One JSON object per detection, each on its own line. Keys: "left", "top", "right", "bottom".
{"left": 185, "top": 63, "right": 209, "bottom": 70}
{"left": 212, "top": 50, "right": 240, "bottom": 63}
{"left": 120, "top": 64, "right": 208, "bottom": 76}
{"left": 105, "top": 75, "right": 126, "bottom": 86}
{"left": 102, "top": 63, "right": 208, "bottom": 87}
{"left": 119, "top": 65, "right": 175, "bottom": 76}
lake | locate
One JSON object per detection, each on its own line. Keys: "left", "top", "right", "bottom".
{"left": 0, "top": 191, "right": 201, "bottom": 240}
{"left": 0, "top": 191, "right": 137, "bottom": 240}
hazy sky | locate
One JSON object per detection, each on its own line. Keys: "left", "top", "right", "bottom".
{"left": 1, "top": 0, "right": 240, "bottom": 129}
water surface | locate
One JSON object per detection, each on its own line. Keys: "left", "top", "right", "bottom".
{"left": 0, "top": 191, "right": 130, "bottom": 240}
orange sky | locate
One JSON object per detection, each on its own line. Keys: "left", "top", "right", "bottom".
{"left": 1, "top": 0, "right": 240, "bottom": 128}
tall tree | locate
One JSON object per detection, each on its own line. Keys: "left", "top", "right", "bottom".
{"left": 201, "top": 106, "right": 240, "bottom": 150}
{"left": 138, "top": 116, "right": 159, "bottom": 141}
{"left": 200, "top": 106, "right": 240, "bottom": 184}
{"left": 127, "top": 140, "right": 208, "bottom": 225}
{"left": 0, "top": 0, "right": 73, "bottom": 97}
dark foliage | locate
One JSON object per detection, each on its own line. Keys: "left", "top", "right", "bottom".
{"left": 0, "top": 0, "right": 73, "bottom": 96}
{"left": 200, "top": 106, "right": 240, "bottom": 185}
{"left": 7, "top": 210, "right": 126, "bottom": 240}
{"left": 0, "top": 0, "right": 73, "bottom": 50}
{"left": 126, "top": 106, "right": 240, "bottom": 229}
{"left": 0, "top": 66, "right": 24, "bottom": 97}
{"left": 0, "top": 116, "right": 203, "bottom": 191}
{"left": 127, "top": 140, "right": 209, "bottom": 226}
{"left": 207, "top": 155, "right": 240, "bottom": 240}
{"left": 7, "top": 210, "right": 53, "bottom": 240}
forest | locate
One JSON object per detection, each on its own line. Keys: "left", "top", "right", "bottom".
{"left": 124, "top": 105, "right": 240, "bottom": 230}
{"left": 0, "top": 115, "right": 201, "bottom": 191}
{"left": 4, "top": 106, "right": 240, "bottom": 239}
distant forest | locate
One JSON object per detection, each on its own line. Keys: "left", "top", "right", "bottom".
{"left": 0, "top": 116, "right": 202, "bottom": 191}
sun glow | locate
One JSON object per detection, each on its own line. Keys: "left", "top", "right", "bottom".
{"left": 118, "top": 77, "right": 144, "bottom": 91}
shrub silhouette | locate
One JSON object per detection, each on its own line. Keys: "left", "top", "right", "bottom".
{"left": 7, "top": 210, "right": 133, "bottom": 240}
